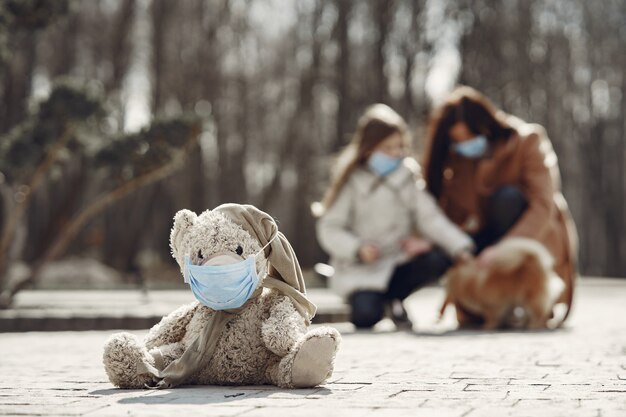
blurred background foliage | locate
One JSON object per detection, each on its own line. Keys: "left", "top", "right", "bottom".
{"left": 0, "top": 0, "right": 624, "bottom": 303}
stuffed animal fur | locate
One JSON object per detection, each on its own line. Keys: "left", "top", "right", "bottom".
{"left": 440, "top": 237, "right": 566, "bottom": 330}
{"left": 103, "top": 205, "right": 341, "bottom": 388}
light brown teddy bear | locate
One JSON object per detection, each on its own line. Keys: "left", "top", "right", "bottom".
{"left": 103, "top": 204, "right": 341, "bottom": 389}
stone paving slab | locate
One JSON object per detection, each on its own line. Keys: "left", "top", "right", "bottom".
{"left": 0, "top": 278, "right": 625, "bottom": 416}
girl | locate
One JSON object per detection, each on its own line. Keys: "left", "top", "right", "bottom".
{"left": 316, "top": 104, "right": 474, "bottom": 329}
{"left": 422, "top": 86, "right": 577, "bottom": 326}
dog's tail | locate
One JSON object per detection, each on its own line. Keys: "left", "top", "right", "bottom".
{"left": 491, "top": 237, "right": 554, "bottom": 273}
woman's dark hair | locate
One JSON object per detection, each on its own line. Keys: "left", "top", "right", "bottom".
{"left": 423, "top": 86, "right": 516, "bottom": 198}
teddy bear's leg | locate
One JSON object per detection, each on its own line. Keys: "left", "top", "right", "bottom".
{"left": 266, "top": 326, "right": 341, "bottom": 388}
{"left": 102, "top": 332, "right": 157, "bottom": 389}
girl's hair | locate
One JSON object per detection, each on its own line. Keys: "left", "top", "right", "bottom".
{"left": 423, "top": 86, "right": 515, "bottom": 198}
{"left": 316, "top": 104, "right": 409, "bottom": 215}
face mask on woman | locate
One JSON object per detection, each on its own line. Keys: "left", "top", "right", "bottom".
{"left": 452, "top": 135, "right": 488, "bottom": 159}
{"left": 368, "top": 151, "right": 403, "bottom": 177}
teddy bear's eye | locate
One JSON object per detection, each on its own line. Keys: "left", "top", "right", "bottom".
{"left": 197, "top": 250, "right": 203, "bottom": 259}
{"left": 235, "top": 245, "right": 243, "bottom": 256}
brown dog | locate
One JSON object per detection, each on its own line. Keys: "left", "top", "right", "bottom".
{"left": 440, "top": 238, "right": 565, "bottom": 330}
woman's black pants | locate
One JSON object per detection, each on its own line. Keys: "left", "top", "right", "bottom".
{"left": 349, "top": 249, "right": 451, "bottom": 329}
{"left": 472, "top": 185, "right": 528, "bottom": 253}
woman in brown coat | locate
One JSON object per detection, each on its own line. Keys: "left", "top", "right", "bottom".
{"left": 423, "top": 86, "right": 578, "bottom": 326}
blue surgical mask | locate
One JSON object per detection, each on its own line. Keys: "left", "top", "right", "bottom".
{"left": 368, "top": 151, "right": 403, "bottom": 177}
{"left": 452, "top": 135, "right": 488, "bottom": 159}
{"left": 183, "top": 236, "right": 275, "bottom": 310}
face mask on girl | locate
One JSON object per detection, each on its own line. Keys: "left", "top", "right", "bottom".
{"left": 368, "top": 151, "right": 403, "bottom": 177}
{"left": 183, "top": 233, "right": 276, "bottom": 310}
{"left": 451, "top": 135, "right": 489, "bottom": 159}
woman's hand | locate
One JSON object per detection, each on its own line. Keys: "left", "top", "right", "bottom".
{"left": 358, "top": 243, "right": 381, "bottom": 264}
{"left": 454, "top": 249, "right": 474, "bottom": 264}
{"left": 399, "top": 237, "right": 432, "bottom": 258}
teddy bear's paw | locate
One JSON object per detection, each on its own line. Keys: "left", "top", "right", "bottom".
{"left": 291, "top": 328, "right": 340, "bottom": 388}
{"left": 102, "top": 332, "right": 156, "bottom": 389}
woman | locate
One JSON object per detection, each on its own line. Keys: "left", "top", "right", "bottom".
{"left": 423, "top": 86, "right": 578, "bottom": 325}
{"left": 316, "top": 104, "right": 474, "bottom": 329}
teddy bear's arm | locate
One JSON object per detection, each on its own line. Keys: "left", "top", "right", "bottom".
{"left": 261, "top": 295, "right": 308, "bottom": 357}
{"left": 147, "top": 341, "right": 186, "bottom": 370}
{"left": 144, "top": 301, "right": 199, "bottom": 349}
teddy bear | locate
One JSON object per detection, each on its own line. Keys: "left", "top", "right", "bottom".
{"left": 103, "top": 203, "right": 341, "bottom": 389}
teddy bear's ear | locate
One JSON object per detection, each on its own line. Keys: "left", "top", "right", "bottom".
{"left": 170, "top": 209, "right": 197, "bottom": 261}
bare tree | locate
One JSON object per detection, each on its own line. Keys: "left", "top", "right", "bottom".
{"left": 371, "top": 0, "right": 395, "bottom": 103}
{"left": 0, "top": 115, "right": 202, "bottom": 307}
{"left": 333, "top": 0, "right": 353, "bottom": 152}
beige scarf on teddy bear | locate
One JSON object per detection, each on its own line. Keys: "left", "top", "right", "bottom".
{"left": 138, "top": 204, "right": 317, "bottom": 389}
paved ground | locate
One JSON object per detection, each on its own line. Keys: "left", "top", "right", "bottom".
{"left": 1, "top": 278, "right": 625, "bottom": 417}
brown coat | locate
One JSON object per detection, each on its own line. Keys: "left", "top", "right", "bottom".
{"left": 425, "top": 116, "right": 578, "bottom": 314}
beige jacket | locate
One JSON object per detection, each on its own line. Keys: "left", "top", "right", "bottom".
{"left": 316, "top": 158, "right": 474, "bottom": 297}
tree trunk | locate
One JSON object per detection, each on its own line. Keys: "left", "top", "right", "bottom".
{"left": 333, "top": 0, "right": 352, "bottom": 152}
{"left": 0, "top": 32, "right": 37, "bottom": 133}
{"left": 371, "top": 0, "right": 394, "bottom": 103}
{"left": 0, "top": 125, "right": 73, "bottom": 288}
{"left": 107, "top": 0, "right": 136, "bottom": 93}
{"left": 150, "top": 0, "right": 172, "bottom": 114}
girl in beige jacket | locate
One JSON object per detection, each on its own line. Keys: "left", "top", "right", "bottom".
{"left": 316, "top": 104, "right": 474, "bottom": 329}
